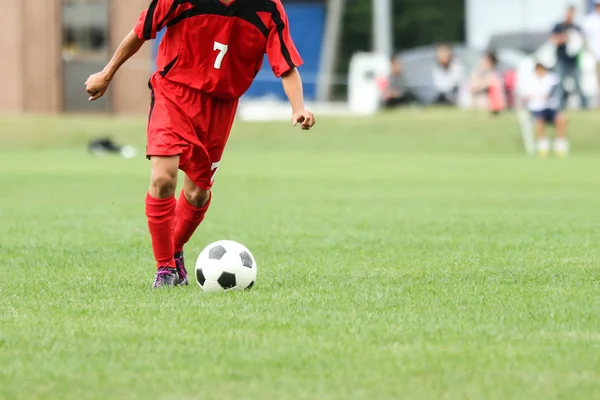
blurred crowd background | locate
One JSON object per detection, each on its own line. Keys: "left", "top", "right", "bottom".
{"left": 1, "top": 0, "right": 599, "bottom": 118}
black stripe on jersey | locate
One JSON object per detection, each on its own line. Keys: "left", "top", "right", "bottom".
{"left": 166, "top": 0, "right": 269, "bottom": 38}
{"left": 148, "top": 83, "right": 156, "bottom": 122}
{"left": 147, "top": 80, "right": 156, "bottom": 161}
{"left": 159, "top": 56, "right": 179, "bottom": 77}
{"left": 266, "top": 1, "right": 295, "bottom": 69}
{"left": 156, "top": 0, "right": 181, "bottom": 32}
{"left": 143, "top": 0, "right": 160, "bottom": 40}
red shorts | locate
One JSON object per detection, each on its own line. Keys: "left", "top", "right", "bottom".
{"left": 147, "top": 73, "right": 239, "bottom": 190}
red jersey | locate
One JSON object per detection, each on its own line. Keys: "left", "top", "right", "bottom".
{"left": 133, "top": 0, "right": 303, "bottom": 99}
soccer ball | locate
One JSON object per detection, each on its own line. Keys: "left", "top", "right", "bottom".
{"left": 195, "top": 240, "right": 257, "bottom": 292}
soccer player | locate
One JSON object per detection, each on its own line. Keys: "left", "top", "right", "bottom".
{"left": 524, "top": 63, "right": 568, "bottom": 158}
{"left": 84, "top": 0, "right": 315, "bottom": 288}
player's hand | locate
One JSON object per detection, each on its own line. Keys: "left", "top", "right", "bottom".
{"left": 292, "top": 110, "right": 315, "bottom": 131}
{"left": 85, "top": 71, "right": 111, "bottom": 102}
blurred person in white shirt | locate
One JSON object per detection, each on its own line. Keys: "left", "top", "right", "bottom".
{"left": 432, "top": 45, "right": 464, "bottom": 105}
{"left": 583, "top": 0, "right": 600, "bottom": 102}
{"left": 524, "top": 63, "right": 568, "bottom": 157}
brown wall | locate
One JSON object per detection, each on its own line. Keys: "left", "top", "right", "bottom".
{"left": 22, "top": 0, "right": 62, "bottom": 113}
{"left": 0, "top": 0, "right": 61, "bottom": 113}
{"left": 0, "top": 0, "right": 25, "bottom": 112}
{"left": 110, "top": 0, "right": 152, "bottom": 115}
{"left": 0, "top": 0, "right": 151, "bottom": 115}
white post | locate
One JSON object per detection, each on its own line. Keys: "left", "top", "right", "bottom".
{"left": 372, "top": 0, "right": 393, "bottom": 57}
{"left": 317, "top": 0, "right": 345, "bottom": 102}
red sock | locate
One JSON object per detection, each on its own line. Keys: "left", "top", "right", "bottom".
{"left": 145, "top": 193, "right": 176, "bottom": 268}
{"left": 173, "top": 190, "right": 211, "bottom": 253}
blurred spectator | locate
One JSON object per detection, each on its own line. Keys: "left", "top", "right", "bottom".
{"left": 524, "top": 63, "right": 568, "bottom": 157}
{"left": 551, "top": 5, "right": 588, "bottom": 109}
{"left": 381, "top": 56, "right": 419, "bottom": 108}
{"left": 503, "top": 68, "right": 517, "bottom": 109}
{"left": 469, "top": 51, "right": 507, "bottom": 113}
{"left": 583, "top": 0, "right": 600, "bottom": 103}
{"left": 432, "top": 45, "right": 464, "bottom": 105}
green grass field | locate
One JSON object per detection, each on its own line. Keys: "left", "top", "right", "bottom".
{"left": 1, "top": 110, "right": 600, "bottom": 400}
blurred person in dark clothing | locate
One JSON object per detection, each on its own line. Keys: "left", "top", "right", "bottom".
{"left": 432, "top": 45, "right": 464, "bottom": 105}
{"left": 551, "top": 5, "right": 588, "bottom": 109}
{"left": 381, "top": 56, "right": 419, "bottom": 108}
{"left": 583, "top": 0, "right": 600, "bottom": 104}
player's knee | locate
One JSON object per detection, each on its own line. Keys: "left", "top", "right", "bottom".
{"left": 150, "top": 170, "right": 177, "bottom": 198}
{"left": 186, "top": 187, "right": 211, "bottom": 208}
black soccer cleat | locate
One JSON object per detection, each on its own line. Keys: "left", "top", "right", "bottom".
{"left": 174, "top": 252, "right": 189, "bottom": 286}
{"left": 152, "top": 266, "right": 179, "bottom": 288}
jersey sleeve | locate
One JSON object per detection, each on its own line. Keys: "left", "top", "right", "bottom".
{"left": 134, "top": 0, "right": 178, "bottom": 41}
{"left": 266, "top": 0, "right": 303, "bottom": 78}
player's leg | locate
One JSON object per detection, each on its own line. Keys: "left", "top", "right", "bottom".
{"left": 532, "top": 112, "right": 549, "bottom": 157}
{"left": 172, "top": 175, "right": 212, "bottom": 285}
{"left": 553, "top": 111, "right": 569, "bottom": 157}
{"left": 174, "top": 175, "right": 211, "bottom": 254}
{"left": 170, "top": 89, "right": 216, "bottom": 285}
{"left": 572, "top": 67, "right": 588, "bottom": 110}
{"left": 146, "top": 155, "right": 180, "bottom": 288}
{"left": 172, "top": 95, "right": 238, "bottom": 281}
{"left": 145, "top": 76, "right": 192, "bottom": 288}
{"left": 555, "top": 63, "right": 568, "bottom": 110}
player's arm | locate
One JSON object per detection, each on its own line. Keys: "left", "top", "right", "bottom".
{"left": 86, "top": 0, "right": 178, "bottom": 101}
{"left": 282, "top": 68, "right": 315, "bottom": 130}
{"left": 86, "top": 30, "right": 144, "bottom": 101}
{"left": 266, "top": 0, "right": 315, "bottom": 130}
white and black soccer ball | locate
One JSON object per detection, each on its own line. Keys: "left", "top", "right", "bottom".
{"left": 195, "top": 240, "right": 257, "bottom": 292}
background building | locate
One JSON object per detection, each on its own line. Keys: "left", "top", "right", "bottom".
{"left": 0, "top": 0, "right": 153, "bottom": 114}
{"left": 1, "top": 0, "right": 597, "bottom": 114}
{"left": 0, "top": 0, "right": 326, "bottom": 115}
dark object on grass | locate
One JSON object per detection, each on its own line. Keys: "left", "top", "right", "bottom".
{"left": 88, "top": 138, "right": 137, "bottom": 158}
{"left": 88, "top": 138, "right": 121, "bottom": 155}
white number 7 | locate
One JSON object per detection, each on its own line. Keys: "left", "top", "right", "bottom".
{"left": 213, "top": 41, "right": 228, "bottom": 70}
{"left": 210, "top": 162, "right": 220, "bottom": 183}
